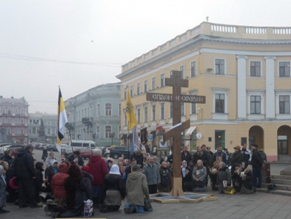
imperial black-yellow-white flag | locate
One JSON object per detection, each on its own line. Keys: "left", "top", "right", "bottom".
{"left": 56, "top": 88, "right": 68, "bottom": 152}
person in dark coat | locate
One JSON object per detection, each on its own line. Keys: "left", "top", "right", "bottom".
{"left": 34, "top": 162, "right": 44, "bottom": 205}
{"left": 102, "top": 164, "right": 125, "bottom": 211}
{"left": 181, "top": 160, "right": 192, "bottom": 191}
{"left": 181, "top": 146, "right": 192, "bottom": 164}
{"left": 67, "top": 151, "right": 84, "bottom": 166}
{"left": 213, "top": 146, "right": 227, "bottom": 164}
{"left": 5, "top": 162, "right": 18, "bottom": 203}
{"left": 14, "top": 145, "right": 40, "bottom": 208}
{"left": 251, "top": 143, "right": 263, "bottom": 190}
{"left": 60, "top": 164, "right": 87, "bottom": 217}
{"left": 217, "top": 162, "right": 231, "bottom": 194}
{"left": 230, "top": 146, "right": 244, "bottom": 175}
{"left": 81, "top": 166, "right": 94, "bottom": 200}
{"left": 238, "top": 162, "right": 254, "bottom": 194}
{"left": 42, "top": 147, "right": 48, "bottom": 162}
{"left": 241, "top": 143, "right": 251, "bottom": 165}
{"left": 192, "top": 146, "right": 208, "bottom": 169}
{"left": 159, "top": 161, "right": 172, "bottom": 192}
{"left": 130, "top": 150, "right": 144, "bottom": 168}
{"left": 45, "top": 161, "right": 58, "bottom": 192}
{"left": 209, "top": 161, "right": 219, "bottom": 191}
{"left": 0, "top": 165, "right": 9, "bottom": 213}
{"left": 2, "top": 149, "right": 13, "bottom": 167}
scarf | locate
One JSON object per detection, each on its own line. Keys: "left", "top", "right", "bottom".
{"left": 109, "top": 164, "right": 121, "bottom": 175}
{"left": 0, "top": 165, "right": 6, "bottom": 185}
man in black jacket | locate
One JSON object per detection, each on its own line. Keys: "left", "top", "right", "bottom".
{"left": 181, "top": 146, "right": 192, "bottom": 164}
{"left": 251, "top": 143, "right": 263, "bottom": 190}
{"left": 15, "top": 145, "right": 41, "bottom": 208}
{"left": 241, "top": 143, "right": 251, "bottom": 165}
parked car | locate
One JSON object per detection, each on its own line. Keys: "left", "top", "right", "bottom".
{"left": 109, "top": 146, "right": 130, "bottom": 159}
{"left": 47, "top": 144, "right": 58, "bottom": 152}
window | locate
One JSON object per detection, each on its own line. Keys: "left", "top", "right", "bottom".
{"left": 2, "top": 118, "right": 5, "bottom": 124}
{"left": 15, "top": 118, "right": 18, "bottom": 124}
{"left": 144, "top": 107, "right": 148, "bottom": 122}
{"left": 137, "top": 108, "right": 141, "bottom": 123}
{"left": 170, "top": 102, "right": 173, "bottom": 118}
{"left": 8, "top": 128, "right": 10, "bottom": 135}
{"left": 180, "top": 65, "right": 185, "bottom": 78}
{"left": 106, "top": 103, "right": 112, "bottom": 116}
{"left": 97, "top": 104, "right": 100, "bottom": 116}
{"left": 21, "top": 119, "right": 24, "bottom": 124}
{"left": 215, "top": 94, "right": 225, "bottom": 113}
{"left": 191, "top": 102, "right": 196, "bottom": 114}
{"left": 7, "top": 118, "right": 10, "bottom": 124}
{"left": 215, "top": 59, "right": 225, "bottom": 75}
{"left": 8, "top": 108, "right": 11, "bottom": 115}
{"left": 215, "top": 130, "right": 225, "bottom": 149}
{"left": 191, "top": 61, "right": 196, "bottom": 77}
{"left": 15, "top": 128, "right": 18, "bottom": 135}
{"left": 152, "top": 105, "right": 156, "bottom": 121}
{"left": 161, "top": 103, "right": 165, "bottom": 119}
{"left": 96, "top": 126, "right": 99, "bottom": 133}
{"left": 130, "top": 86, "right": 134, "bottom": 97}
{"left": 279, "top": 62, "right": 290, "bottom": 77}
{"left": 124, "top": 112, "right": 127, "bottom": 126}
{"left": 170, "top": 70, "right": 173, "bottom": 78}
{"left": 160, "top": 74, "right": 165, "bottom": 87}
{"left": 47, "top": 128, "right": 51, "bottom": 135}
{"left": 124, "top": 87, "right": 127, "bottom": 99}
{"left": 152, "top": 77, "right": 156, "bottom": 90}
{"left": 144, "top": 80, "right": 148, "bottom": 93}
{"left": 181, "top": 103, "right": 184, "bottom": 115}
{"left": 32, "top": 127, "right": 36, "bottom": 134}
{"left": 137, "top": 83, "right": 140, "bottom": 95}
{"left": 250, "top": 95, "right": 261, "bottom": 114}
{"left": 250, "top": 61, "right": 261, "bottom": 77}
{"left": 105, "top": 126, "right": 111, "bottom": 138}
{"left": 279, "top": 95, "right": 290, "bottom": 114}
{"left": 119, "top": 104, "right": 121, "bottom": 116}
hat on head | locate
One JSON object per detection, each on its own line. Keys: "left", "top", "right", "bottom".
{"left": 182, "top": 160, "right": 187, "bottom": 164}
{"left": 131, "top": 158, "right": 136, "bottom": 162}
{"left": 233, "top": 146, "right": 241, "bottom": 150}
{"left": 132, "top": 164, "right": 140, "bottom": 172}
{"left": 251, "top": 143, "right": 258, "bottom": 148}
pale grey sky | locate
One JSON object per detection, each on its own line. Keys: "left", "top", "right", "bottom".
{"left": 1, "top": 0, "right": 291, "bottom": 114}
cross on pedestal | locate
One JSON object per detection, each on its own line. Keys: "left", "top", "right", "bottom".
{"left": 147, "top": 70, "right": 206, "bottom": 196}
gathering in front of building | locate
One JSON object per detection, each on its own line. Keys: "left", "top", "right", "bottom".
{"left": 1, "top": 21, "right": 291, "bottom": 217}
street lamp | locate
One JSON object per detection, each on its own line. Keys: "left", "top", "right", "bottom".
{"left": 109, "top": 132, "right": 115, "bottom": 145}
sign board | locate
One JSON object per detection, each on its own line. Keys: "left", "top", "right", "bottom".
{"left": 147, "top": 93, "right": 206, "bottom": 103}
{"left": 148, "top": 134, "right": 153, "bottom": 141}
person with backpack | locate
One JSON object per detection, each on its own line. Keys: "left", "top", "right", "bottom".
{"left": 159, "top": 161, "right": 172, "bottom": 192}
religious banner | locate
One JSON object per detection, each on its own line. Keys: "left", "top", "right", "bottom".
{"left": 140, "top": 127, "right": 148, "bottom": 145}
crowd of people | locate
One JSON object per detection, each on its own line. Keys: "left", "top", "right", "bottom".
{"left": 0, "top": 142, "right": 265, "bottom": 216}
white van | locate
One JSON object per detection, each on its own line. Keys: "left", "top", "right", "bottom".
{"left": 61, "top": 140, "right": 102, "bottom": 159}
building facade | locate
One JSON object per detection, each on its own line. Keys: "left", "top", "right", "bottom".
{"left": 116, "top": 22, "right": 291, "bottom": 162}
{"left": 64, "top": 83, "right": 121, "bottom": 147}
{"left": 28, "top": 113, "right": 57, "bottom": 144}
{"left": 0, "top": 96, "right": 29, "bottom": 144}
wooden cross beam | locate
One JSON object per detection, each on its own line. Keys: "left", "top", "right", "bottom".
{"left": 146, "top": 70, "right": 206, "bottom": 196}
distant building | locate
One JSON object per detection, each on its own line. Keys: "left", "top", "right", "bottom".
{"left": 0, "top": 96, "right": 29, "bottom": 144}
{"left": 28, "top": 113, "right": 57, "bottom": 144}
{"left": 65, "top": 83, "right": 121, "bottom": 147}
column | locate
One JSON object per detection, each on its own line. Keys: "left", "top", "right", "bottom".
{"left": 236, "top": 55, "right": 247, "bottom": 119}
{"left": 264, "top": 56, "right": 276, "bottom": 119}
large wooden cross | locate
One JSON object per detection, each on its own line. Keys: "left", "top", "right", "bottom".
{"left": 147, "top": 70, "right": 206, "bottom": 196}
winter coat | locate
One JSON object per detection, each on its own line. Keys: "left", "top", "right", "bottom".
{"left": 45, "top": 156, "right": 57, "bottom": 168}
{"left": 192, "top": 165, "right": 207, "bottom": 182}
{"left": 251, "top": 149, "right": 263, "bottom": 168}
{"left": 80, "top": 171, "right": 93, "bottom": 200}
{"left": 217, "top": 167, "right": 231, "bottom": 193}
{"left": 35, "top": 162, "right": 44, "bottom": 193}
{"left": 67, "top": 154, "right": 84, "bottom": 166}
{"left": 213, "top": 151, "right": 227, "bottom": 164}
{"left": 103, "top": 174, "right": 125, "bottom": 199}
{"left": 181, "top": 151, "right": 192, "bottom": 164}
{"left": 87, "top": 155, "right": 108, "bottom": 185}
{"left": 143, "top": 163, "right": 160, "bottom": 185}
{"left": 230, "top": 151, "right": 243, "bottom": 174}
{"left": 2, "top": 154, "right": 13, "bottom": 167}
{"left": 130, "top": 153, "right": 144, "bottom": 168}
{"left": 0, "top": 175, "right": 6, "bottom": 208}
{"left": 45, "top": 166, "right": 57, "bottom": 185}
{"left": 238, "top": 165, "right": 254, "bottom": 192}
{"left": 126, "top": 171, "right": 149, "bottom": 206}
{"left": 14, "top": 149, "right": 35, "bottom": 179}
{"left": 192, "top": 152, "right": 208, "bottom": 167}
{"left": 159, "top": 167, "right": 172, "bottom": 192}
{"left": 51, "top": 163, "right": 69, "bottom": 198}
{"left": 241, "top": 149, "right": 251, "bottom": 164}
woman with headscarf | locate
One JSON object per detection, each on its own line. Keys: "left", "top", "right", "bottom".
{"left": 101, "top": 164, "right": 125, "bottom": 212}
{"left": 60, "top": 164, "right": 86, "bottom": 217}
{"left": 0, "top": 165, "right": 9, "bottom": 213}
